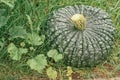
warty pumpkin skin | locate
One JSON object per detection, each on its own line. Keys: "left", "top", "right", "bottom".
{"left": 47, "top": 5, "right": 115, "bottom": 67}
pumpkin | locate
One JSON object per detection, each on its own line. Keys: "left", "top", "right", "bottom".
{"left": 47, "top": 5, "right": 115, "bottom": 67}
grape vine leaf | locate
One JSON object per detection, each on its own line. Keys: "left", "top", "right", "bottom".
{"left": 26, "top": 32, "right": 45, "bottom": 46}
{"left": 7, "top": 43, "right": 28, "bottom": 60}
{"left": 47, "top": 49, "right": 63, "bottom": 62}
{"left": 46, "top": 67, "right": 57, "bottom": 79}
{"left": 9, "top": 26, "right": 27, "bottom": 40}
{"left": 27, "top": 54, "right": 47, "bottom": 73}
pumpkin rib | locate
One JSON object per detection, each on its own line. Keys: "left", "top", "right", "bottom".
{"left": 86, "top": 24, "right": 114, "bottom": 41}
{"left": 63, "top": 7, "right": 74, "bottom": 17}
{"left": 66, "top": 6, "right": 76, "bottom": 15}
{"left": 55, "top": 13, "right": 71, "bottom": 23}
{"left": 49, "top": 29, "right": 71, "bottom": 46}
{"left": 63, "top": 32, "right": 78, "bottom": 65}
{"left": 75, "top": 32, "right": 83, "bottom": 67}
{"left": 63, "top": 31, "right": 78, "bottom": 52}
{"left": 51, "top": 30, "right": 74, "bottom": 48}
{"left": 87, "top": 18, "right": 112, "bottom": 25}
{"left": 85, "top": 35, "right": 94, "bottom": 66}
{"left": 80, "top": 32, "right": 84, "bottom": 66}
{"left": 88, "top": 27, "right": 114, "bottom": 42}
{"left": 84, "top": 32, "right": 97, "bottom": 66}
{"left": 82, "top": 35, "right": 92, "bottom": 66}
{"left": 85, "top": 31, "right": 105, "bottom": 64}
{"left": 57, "top": 7, "right": 72, "bottom": 18}
{"left": 74, "top": 5, "right": 81, "bottom": 13}
{"left": 89, "top": 28, "right": 114, "bottom": 48}
{"left": 85, "top": 31, "right": 101, "bottom": 66}
{"left": 85, "top": 31, "right": 103, "bottom": 55}
{"left": 56, "top": 31, "right": 75, "bottom": 51}
{"left": 86, "top": 29, "right": 111, "bottom": 55}
{"left": 86, "top": 31, "right": 97, "bottom": 65}
{"left": 69, "top": 32, "right": 80, "bottom": 66}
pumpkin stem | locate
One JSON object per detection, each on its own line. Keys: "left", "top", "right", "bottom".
{"left": 71, "top": 14, "right": 86, "bottom": 31}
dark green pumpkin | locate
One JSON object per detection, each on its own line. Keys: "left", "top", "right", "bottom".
{"left": 47, "top": 5, "right": 114, "bottom": 67}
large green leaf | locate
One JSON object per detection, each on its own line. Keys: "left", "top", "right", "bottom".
{"left": 27, "top": 54, "right": 47, "bottom": 73}
{"left": 47, "top": 49, "right": 63, "bottom": 62}
{"left": 7, "top": 43, "right": 28, "bottom": 60}
{"left": 46, "top": 67, "right": 57, "bottom": 79}
{"left": 26, "top": 32, "right": 45, "bottom": 46}
{"left": 9, "top": 26, "right": 27, "bottom": 40}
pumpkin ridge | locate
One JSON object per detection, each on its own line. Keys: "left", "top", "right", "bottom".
{"left": 86, "top": 30, "right": 111, "bottom": 54}
{"left": 52, "top": 30, "right": 74, "bottom": 47}
{"left": 87, "top": 27, "right": 114, "bottom": 42}
{"left": 56, "top": 11, "right": 71, "bottom": 21}
{"left": 75, "top": 32, "right": 83, "bottom": 67}
{"left": 85, "top": 31, "right": 105, "bottom": 63}
{"left": 94, "top": 28, "right": 114, "bottom": 41}
{"left": 56, "top": 30, "right": 75, "bottom": 46}
{"left": 63, "top": 7, "right": 73, "bottom": 17}
{"left": 80, "top": 32, "right": 84, "bottom": 66}
{"left": 63, "top": 31, "right": 78, "bottom": 52}
{"left": 82, "top": 35, "right": 92, "bottom": 66}
{"left": 69, "top": 31, "right": 80, "bottom": 66}
{"left": 84, "top": 32, "right": 96, "bottom": 66}
{"left": 49, "top": 29, "right": 70, "bottom": 45}
{"left": 92, "top": 29, "right": 113, "bottom": 47}
{"left": 88, "top": 18, "right": 111, "bottom": 25}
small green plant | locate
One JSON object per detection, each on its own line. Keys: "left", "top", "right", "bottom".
{"left": 46, "top": 67, "right": 57, "bottom": 80}
{"left": 8, "top": 43, "right": 28, "bottom": 60}
{"left": 27, "top": 49, "right": 63, "bottom": 79}
{"left": 27, "top": 54, "right": 47, "bottom": 73}
{"left": 47, "top": 49, "right": 63, "bottom": 62}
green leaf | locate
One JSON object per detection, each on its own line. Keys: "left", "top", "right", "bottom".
{"left": 0, "top": 0, "right": 16, "bottom": 9}
{"left": 9, "top": 26, "right": 27, "bottom": 40}
{"left": 47, "top": 49, "right": 58, "bottom": 58}
{"left": 26, "top": 32, "right": 45, "bottom": 46}
{"left": 47, "top": 49, "right": 63, "bottom": 62}
{"left": 54, "top": 54, "right": 63, "bottom": 62}
{"left": 46, "top": 67, "right": 57, "bottom": 79}
{"left": 7, "top": 43, "right": 28, "bottom": 60}
{"left": 19, "top": 48, "right": 28, "bottom": 54}
{"left": 27, "top": 54, "right": 47, "bottom": 73}
{"left": 8, "top": 43, "right": 18, "bottom": 55}
{"left": 0, "top": 16, "right": 9, "bottom": 28}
